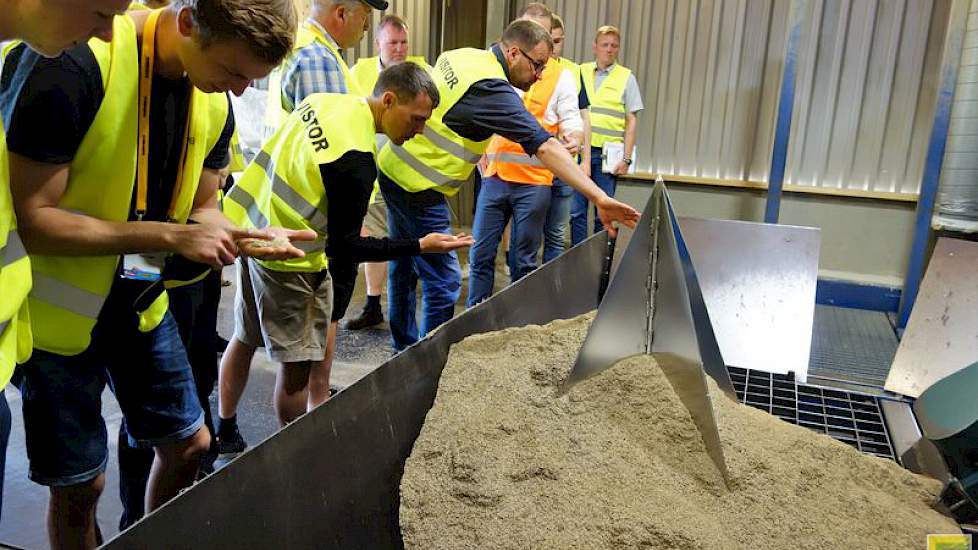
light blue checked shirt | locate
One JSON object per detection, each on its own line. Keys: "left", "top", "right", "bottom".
{"left": 279, "top": 19, "right": 349, "bottom": 113}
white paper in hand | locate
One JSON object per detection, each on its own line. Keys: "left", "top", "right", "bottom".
{"left": 601, "top": 142, "right": 637, "bottom": 174}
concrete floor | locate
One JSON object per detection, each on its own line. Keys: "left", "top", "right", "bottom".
{"left": 0, "top": 240, "right": 511, "bottom": 549}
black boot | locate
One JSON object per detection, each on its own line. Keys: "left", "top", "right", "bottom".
{"left": 341, "top": 296, "right": 384, "bottom": 330}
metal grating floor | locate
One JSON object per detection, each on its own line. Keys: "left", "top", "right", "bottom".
{"left": 807, "top": 305, "right": 898, "bottom": 387}
{"left": 728, "top": 366, "right": 897, "bottom": 461}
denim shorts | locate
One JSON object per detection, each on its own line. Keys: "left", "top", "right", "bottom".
{"left": 17, "top": 311, "right": 204, "bottom": 487}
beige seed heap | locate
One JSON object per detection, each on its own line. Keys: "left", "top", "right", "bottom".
{"left": 401, "top": 315, "right": 960, "bottom": 549}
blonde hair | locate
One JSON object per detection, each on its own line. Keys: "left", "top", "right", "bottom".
{"left": 595, "top": 25, "right": 620, "bottom": 41}
{"left": 551, "top": 13, "right": 564, "bottom": 31}
{"left": 377, "top": 13, "right": 409, "bottom": 35}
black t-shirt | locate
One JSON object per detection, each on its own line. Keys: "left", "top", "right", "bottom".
{"left": 0, "top": 43, "right": 234, "bottom": 223}
{"left": 0, "top": 43, "right": 235, "bottom": 322}
{"left": 318, "top": 151, "right": 420, "bottom": 262}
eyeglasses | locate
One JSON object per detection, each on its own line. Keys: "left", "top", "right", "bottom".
{"left": 518, "top": 48, "right": 547, "bottom": 74}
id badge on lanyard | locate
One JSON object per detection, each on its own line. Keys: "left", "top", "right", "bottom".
{"left": 122, "top": 8, "right": 193, "bottom": 282}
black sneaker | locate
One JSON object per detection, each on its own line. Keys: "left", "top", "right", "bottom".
{"left": 341, "top": 307, "right": 384, "bottom": 330}
{"left": 217, "top": 424, "right": 247, "bottom": 455}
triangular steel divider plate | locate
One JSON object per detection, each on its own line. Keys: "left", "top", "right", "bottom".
{"left": 659, "top": 196, "right": 737, "bottom": 398}
{"left": 560, "top": 182, "right": 731, "bottom": 485}
{"left": 558, "top": 187, "right": 658, "bottom": 393}
{"left": 650, "top": 188, "right": 732, "bottom": 485}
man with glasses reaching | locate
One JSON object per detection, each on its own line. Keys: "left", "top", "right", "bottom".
{"left": 377, "top": 19, "right": 639, "bottom": 352}
{"left": 467, "top": 5, "right": 586, "bottom": 306}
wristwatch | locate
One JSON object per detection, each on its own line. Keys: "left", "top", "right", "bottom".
{"left": 623, "top": 158, "right": 633, "bottom": 166}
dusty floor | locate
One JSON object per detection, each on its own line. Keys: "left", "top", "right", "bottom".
{"left": 401, "top": 315, "right": 960, "bottom": 550}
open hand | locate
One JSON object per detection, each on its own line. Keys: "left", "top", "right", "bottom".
{"left": 419, "top": 232, "right": 475, "bottom": 253}
{"left": 595, "top": 196, "right": 639, "bottom": 238}
{"left": 236, "top": 227, "right": 318, "bottom": 261}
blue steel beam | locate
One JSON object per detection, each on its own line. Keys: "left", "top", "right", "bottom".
{"left": 764, "top": 0, "right": 805, "bottom": 224}
{"left": 897, "top": 0, "right": 970, "bottom": 329}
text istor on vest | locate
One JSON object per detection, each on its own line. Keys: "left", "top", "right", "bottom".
{"left": 437, "top": 57, "right": 459, "bottom": 90}
{"left": 297, "top": 101, "right": 329, "bottom": 152}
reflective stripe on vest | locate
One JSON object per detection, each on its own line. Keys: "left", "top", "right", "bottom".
{"left": 1, "top": 230, "right": 26, "bottom": 268}
{"left": 1, "top": 120, "right": 33, "bottom": 376}
{"left": 377, "top": 48, "right": 507, "bottom": 197}
{"left": 351, "top": 55, "right": 429, "bottom": 99}
{"left": 225, "top": 153, "right": 330, "bottom": 235}
{"left": 484, "top": 152, "right": 543, "bottom": 167}
{"left": 264, "top": 21, "right": 358, "bottom": 136}
{"left": 30, "top": 272, "right": 104, "bottom": 320}
{"left": 582, "top": 62, "right": 631, "bottom": 147}
{"left": 20, "top": 15, "right": 229, "bottom": 355}
{"left": 484, "top": 57, "right": 563, "bottom": 185}
{"left": 227, "top": 93, "right": 375, "bottom": 273}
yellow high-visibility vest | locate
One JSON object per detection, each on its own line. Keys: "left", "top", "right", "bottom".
{"left": 225, "top": 93, "right": 375, "bottom": 273}
{"left": 350, "top": 55, "right": 429, "bottom": 204}
{"left": 0, "top": 124, "right": 32, "bottom": 383}
{"left": 581, "top": 62, "right": 631, "bottom": 148}
{"left": 229, "top": 130, "right": 246, "bottom": 172}
{"left": 350, "top": 55, "right": 429, "bottom": 97}
{"left": 264, "top": 21, "right": 360, "bottom": 135}
{"left": 376, "top": 48, "right": 506, "bottom": 196}
{"left": 22, "top": 15, "right": 229, "bottom": 356}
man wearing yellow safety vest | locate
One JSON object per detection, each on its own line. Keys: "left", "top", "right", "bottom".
{"left": 345, "top": 13, "right": 429, "bottom": 332}
{"left": 217, "top": 0, "right": 388, "bottom": 458}
{"left": 378, "top": 20, "right": 640, "bottom": 352}
{"left": 118, "top": 0, "right": 233, "bottom": 530}
{"left": 0, "top": 0, "right": 131, "bottom": 527}
{"left": 223, "top": 62, "right": 471, "bottom": 431}
{"left": 543, "top": 12, "right": 593, "bottom": 263}
{"left": 467, "top": 7, "right": 586, "bottom": 306}
{"left": 3, "top": 1, "right": 304, "bottom": 546}
{"left": 570, "top": 24, "right": 644, "bottom": 246}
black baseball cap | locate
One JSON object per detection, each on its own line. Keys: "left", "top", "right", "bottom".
{"left": 363, "top": 0, "right": 389, "bottom": 9}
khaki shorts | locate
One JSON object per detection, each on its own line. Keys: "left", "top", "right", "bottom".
{"left": 233, "top": 257, "right": 332, "bottom": 363}
{"left": 363, "top": 195, "right": 388, "bottom": 238}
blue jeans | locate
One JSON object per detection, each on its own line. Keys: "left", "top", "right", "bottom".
{"left": 0, "top": 390, "right": 9, "bottom": 522}
{"left": 570, "top": 147, "right": 617, "bottom": 246}
{"left": 118, "top": 272, "right": 222, "bottom": 529}
{"left": 17, "top": 306, "right": 204, "bottom": 487}
{"left": 467, "top": 176, "right": 551, "bottom": 307}
{"left": 379, "top": 173, "right": 462, "bottom": 352}
{"left": 543, "top": 177, "right": 574, "bottom": 263}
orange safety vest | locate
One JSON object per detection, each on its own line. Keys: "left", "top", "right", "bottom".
{"left": 483, "top": 57, "right": 562, "bottom": 185}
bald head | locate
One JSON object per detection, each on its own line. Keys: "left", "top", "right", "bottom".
{"left": 518, "top": 2, "right": 552, "bottom": 32}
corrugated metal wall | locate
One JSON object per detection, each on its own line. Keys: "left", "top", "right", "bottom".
{"left": 513, "top": 0, "right": 953, "bottom": 197}
{"left": 787, "top": 0, "right": 949, "bottom": 196}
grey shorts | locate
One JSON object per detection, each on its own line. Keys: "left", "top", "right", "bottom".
{"left": 363, "top": 195, "right": 388, "bottom": 238}
{"left": 233, "top": 257, "right": 333, "bottom": 363}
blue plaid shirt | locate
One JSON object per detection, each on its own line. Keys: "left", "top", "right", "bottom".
{"left": 279, "top": 19, "right": 348, "bottom": 112}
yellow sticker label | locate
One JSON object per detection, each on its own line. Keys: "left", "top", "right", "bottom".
{"left": 928, "top": 534, "right": 973, "bottom": 550}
